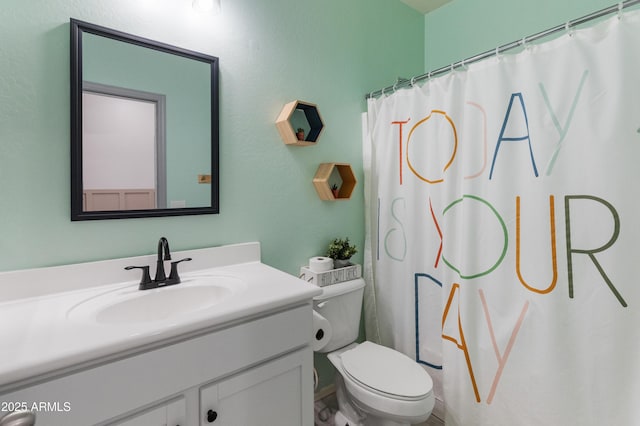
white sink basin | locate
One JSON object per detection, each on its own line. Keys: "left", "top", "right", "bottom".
{"left": 67, "top": 275, "right": 245, "bottom": 325}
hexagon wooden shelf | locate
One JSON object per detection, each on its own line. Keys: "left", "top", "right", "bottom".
{"left": 313, "top": 163, "right": 357, "bottom": 201}
{"left": 276, "top": 100, "right": 324, "bottom": 146}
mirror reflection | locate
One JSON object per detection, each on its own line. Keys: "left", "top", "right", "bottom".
{"left": 70, "top": 19, "right": 219, "bottom": 220}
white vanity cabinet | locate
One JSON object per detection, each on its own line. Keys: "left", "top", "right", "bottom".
{"left": 0, "top": 304, "right": 314, "bottom": 426}
{"left": 0, "top": 243, "right": 321, "bottom": 426}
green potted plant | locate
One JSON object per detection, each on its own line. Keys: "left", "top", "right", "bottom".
{"left": 331, "top": 183, "right": 339, "bottom": 198}
{"left": 296, "top": 127, "right": 305, "bottom": 141}
{"left": 326, "top": 237, "right": 358, "bottom": 268}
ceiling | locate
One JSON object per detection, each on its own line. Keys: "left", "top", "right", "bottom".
{"left": 399, "top": 0, "right": 452, "bottom": 14}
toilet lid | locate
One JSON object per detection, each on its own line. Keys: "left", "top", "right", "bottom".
{"left": 340, "top": 341, "right": 433, "bottom": 399}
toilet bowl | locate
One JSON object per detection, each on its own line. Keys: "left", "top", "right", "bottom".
{"left": 328, "top": 342, "right": 434, "bottom": 425}
{"left": 313, "top": 278, "right": 434, "bottom": 425}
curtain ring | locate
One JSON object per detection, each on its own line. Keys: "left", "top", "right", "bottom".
{"left": 565, "top": 21, "right": 574, "bottom": 37}
{"left": 618, "top": 2, "right": 624, "bottom": 19}
{"left": 381, "top": 87, "right": 385, "bottom": 96}
{"left": 410, "top": 76, "right": 416, "bottom": 86}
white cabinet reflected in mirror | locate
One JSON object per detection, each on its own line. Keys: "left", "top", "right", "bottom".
{"left": 70, "top": 19, "right": 219, "bottom": 220}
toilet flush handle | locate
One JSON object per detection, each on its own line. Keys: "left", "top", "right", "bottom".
{"left": 316, "top": 301, "right": 329, "bottom": 309}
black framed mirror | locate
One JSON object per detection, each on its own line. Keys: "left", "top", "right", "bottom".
{"left": 70, "top": 19, "right": 219, "bottom": 220}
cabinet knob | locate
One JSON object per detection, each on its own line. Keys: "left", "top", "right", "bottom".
{"left": 206, "top": 410, "right": 218, "bottom": 422}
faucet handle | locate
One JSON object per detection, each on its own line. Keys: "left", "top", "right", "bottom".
{"left": 124, "top": 265, "right": 153, "bottom": 289}
{"left": 168, "top": 257, "right": 192, "bottom": 283}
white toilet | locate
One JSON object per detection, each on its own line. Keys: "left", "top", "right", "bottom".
{"left": 313, "top": 278, "right": 434, "bottom": 426}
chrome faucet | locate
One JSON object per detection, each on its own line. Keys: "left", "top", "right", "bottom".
{"left": 125, "top": 237, "right": 192, "bottom": 290}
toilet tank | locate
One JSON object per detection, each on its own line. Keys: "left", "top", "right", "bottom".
{"left": 313, "top": 278, "right": 365, "bottom": 353}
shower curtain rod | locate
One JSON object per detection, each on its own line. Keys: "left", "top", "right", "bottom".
{"left": 366, "top": 0, "right": 640, "bottom": 99}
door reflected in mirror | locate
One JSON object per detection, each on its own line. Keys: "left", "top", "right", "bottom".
{"left": 70, "top": 19, "right": 219, "bottom": 220}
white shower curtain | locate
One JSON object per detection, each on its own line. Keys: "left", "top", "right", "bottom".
{"left": 364, "top": 9, "right": 640, "bottom": 426}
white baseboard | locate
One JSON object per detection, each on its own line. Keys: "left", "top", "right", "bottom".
{"left": 314, "top": 384, "right": 336, "bottom": 401}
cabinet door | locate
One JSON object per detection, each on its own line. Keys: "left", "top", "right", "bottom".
{"left": 200, "top": 349, "right": 312, "bottom": 426}
{"left": 110, "top": 398, "right": 185, "bottom": 426}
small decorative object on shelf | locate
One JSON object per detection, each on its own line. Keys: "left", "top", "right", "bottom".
{"left": 331, "top": 184, "right": 339, "bottom": 198}
{"left": 296, "top": 128, "right": 305, "bottom": 141}
{"left": 326, "top": 237, "right": 358, "bottom": 269}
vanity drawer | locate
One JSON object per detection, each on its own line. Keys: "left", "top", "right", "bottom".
{"left": 0, "top": 303, "right": 313, "bottom": 426}
{"left": 107, "top": 397, "right": 185, "bottom": 426}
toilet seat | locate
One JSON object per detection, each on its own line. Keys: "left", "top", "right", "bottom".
{"left": 340, "top": 341, "right": 433, "bottom": 400}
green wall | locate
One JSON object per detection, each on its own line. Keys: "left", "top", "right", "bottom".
{"left": 425, "top": 0, "right": 623, "bottom": 72}
{"left": 0, "top": 0, "right": 423, "bottom": 273}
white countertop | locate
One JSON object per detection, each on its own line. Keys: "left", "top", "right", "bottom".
{"left": 0, "top": 242, "right": 321, "bottom": 392}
